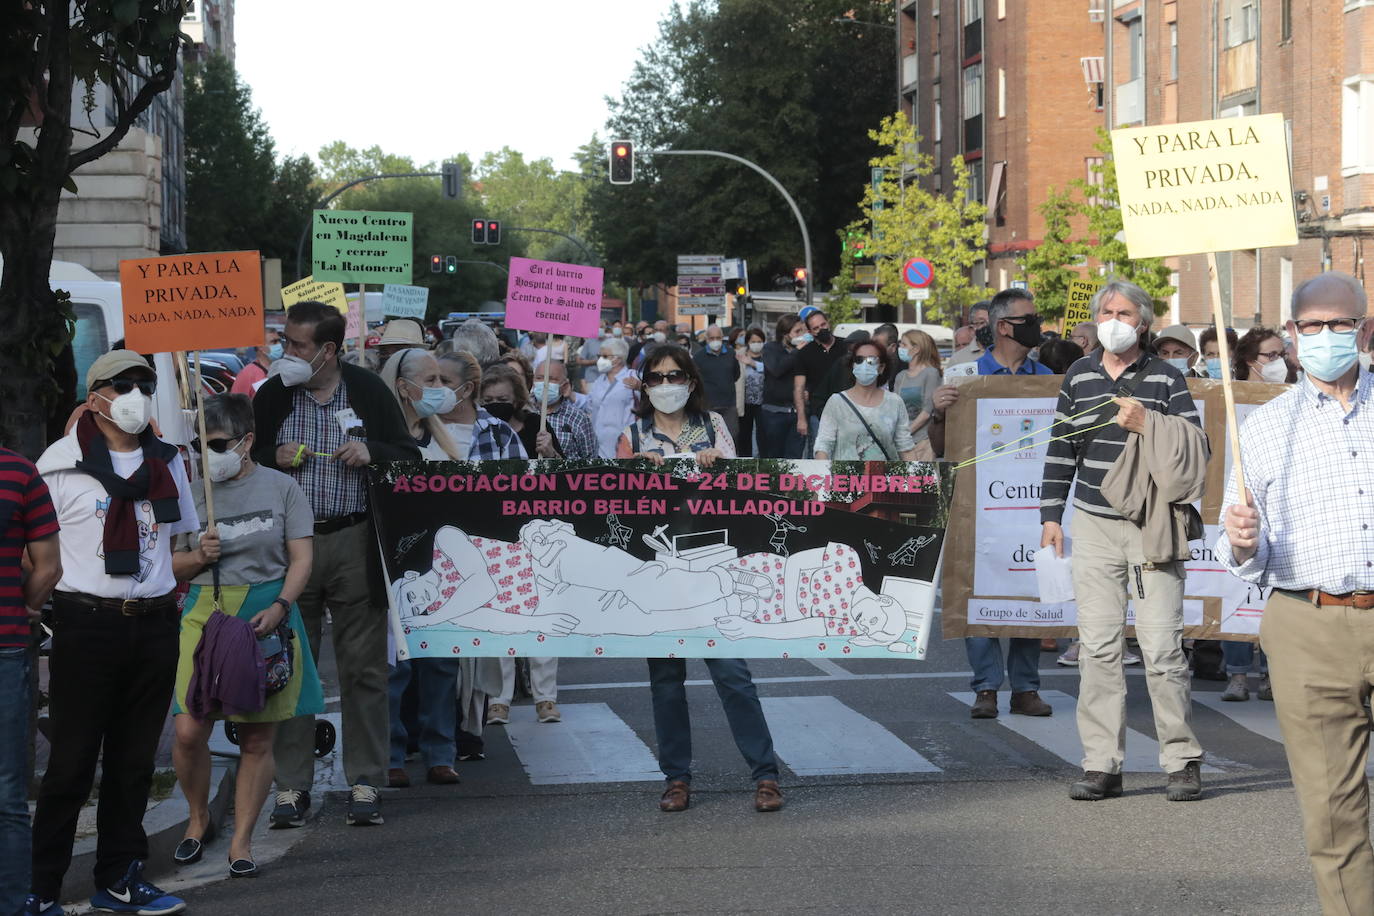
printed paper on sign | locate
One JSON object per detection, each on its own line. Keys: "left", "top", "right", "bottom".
{"left": 944, "top": 363, "right": 978, "bottom": 383}
{"left": 1111, "top": 113, "right": 1297, "bottom": 259}
{"left": 1034, "top": 552, "right": 1075, "bottom": 604}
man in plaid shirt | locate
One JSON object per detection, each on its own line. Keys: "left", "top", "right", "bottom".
{"left": 531, "top": 361, "right": 597, "bottom": 460}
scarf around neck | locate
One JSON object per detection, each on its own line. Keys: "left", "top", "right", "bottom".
{"left": 73, "top": 410, "right": 181, "bottom": 576}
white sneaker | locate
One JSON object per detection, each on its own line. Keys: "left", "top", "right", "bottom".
{"left": 1123, "top": 651, "right": 1142, "bottom": 666}
{"left": 486, "top": 703, "right": 510, "bottom": 725}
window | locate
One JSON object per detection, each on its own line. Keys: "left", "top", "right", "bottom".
{"left": 964, "top": 0, "right": 983, "bottom": 55}
{"left": 998, "top": 68, "right": 1006, "bottom": 118}
{"left": 1224, "top": 0, "right": 1257, "bottom": 48}
{"left": 966, "top": 159, "right": 984, "bottom": 205}
{"left": 1169, "top": 23, "right": 1178, "bottom": 81}
{"left": 1342, "top": 77, "right": 1374, "bottom": 175}
{"left": 1280, "top": 0, "right": 1292, "bottom": 41}
{"left": 1084, "top": 157, "right": 1105, "bottom": 207}
{"left": 1127, "top": 18, "right": 1143, "bottom": 80}
{"left": 996, "top": 0, "right": 1005, "bottom": 19}
{"left": 963, "top": 63, "right": 983, "bottom": 150}
{"left": 964, "top": 0, "right": 983, "bottom": 22}
{"left": 934, "top": 98, "right": 943, "bottom": 142}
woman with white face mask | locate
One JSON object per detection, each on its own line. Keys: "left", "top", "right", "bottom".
{"left": 616, "top": 345, "right": 735, "bottom": 468}
{"left": 813, "top": 341, "right": 920, "bottom": 461}
{"left": 381, "top": 348, "right": 464, "bottom": 460}
{"left": 734, "top": 327, "right": 767, "bottom": 458}
{"left": 1234, "top": 327, "right": 1295, "bottom": 385}
{"left": 588, "top": 336, "right": 637, "bottom": 458}
{"left": 172, "top": 393, "right": 321, "bottom": 877}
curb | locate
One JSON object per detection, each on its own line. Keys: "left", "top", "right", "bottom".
{"left": 64, "top": 758, "right": 236, "bottom": 904}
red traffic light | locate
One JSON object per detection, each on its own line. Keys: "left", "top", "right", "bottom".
{"left": 474, "top": 220, "right": 485, "bottom": 230}
{"left": 795, "top": 268, "right": 807, "bottom": 280}
{"left": 614, "top": 145, "right": 628, "bottom": 158}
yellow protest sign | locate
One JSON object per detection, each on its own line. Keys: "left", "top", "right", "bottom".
{"left": 281, "top": 275, "right": 350, "bottom": 314}
{"left": 1111, "top": 113, "right": 1297, "bottom": 259}
{"left": 1064, "top": 278, "right": 1101, "bottom": 327}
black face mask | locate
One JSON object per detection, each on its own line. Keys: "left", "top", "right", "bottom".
{"left": 974, "top": 325, "right": 995, "bottom": 350}
{"left": 483, "top": 402, "right": 516, "bottom": 422}
{"left": 815, "top": 328, "right": 834, "bottom": 345}
{"left": 1007, "top": 317, "right": 1043, "bottom": 350}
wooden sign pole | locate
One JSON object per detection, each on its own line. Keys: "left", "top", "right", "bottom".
{"left": 1207, "top": 251, "right": 1247, "bottom": 505}
{"left": 538, "top": 338, "right": 555, "bottom": 434}
{"left": 193, "top": 352, "right": 216, "bottom": 528}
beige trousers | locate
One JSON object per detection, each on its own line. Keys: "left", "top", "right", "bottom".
{"left": 1263, "top": 589, "right": 1374, "bottom": 916}
{"left": 1070, "top": 511, "right": 1202, "bottom": 773}
{"left": 274, "top": 521, "right": 389, "bottom": 790}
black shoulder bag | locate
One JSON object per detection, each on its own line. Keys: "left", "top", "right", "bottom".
{"left": 837, "top": 394, "right": 897, "bottom": 461}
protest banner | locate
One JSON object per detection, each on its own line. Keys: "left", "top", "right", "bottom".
{"left": 505, "top": 257, "right": 604, "bottom": 338}
{"left": 281, "top": 275, "right": 349, "bottom": 314}
{"left": 940, "top": 376, "right": 1288, "bottom": 642}
{"left": 381, "top": 283, "right": 430, "bottom": 319}
{"left": 120, "top": 251, "right": 264, "bottom": 353}
{"left": 1062, "top": 278, "right": 1101, "bottom": 330}
{"left": 371, "top": 458, "right": 952, "bottom": 661}
{"left": 310, "top": 210, "right": 413, "bottom": 284}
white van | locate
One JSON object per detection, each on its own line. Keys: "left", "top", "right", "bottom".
{"left": 44, "top": 259, "right": 190, "bottom": 445}
{"left": 833, "top": 322, "right": 955, "bottom": 357}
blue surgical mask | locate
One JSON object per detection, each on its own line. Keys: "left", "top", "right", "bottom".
{"left": 267, "top": 343, "right": 283, "bottom": 361}
{"left": 853, "top": 362, "right": 880, "bottom": 386}
{"left": 530, "top": 381, "right": 562, "bottom": 406}
{"left": 412, "top": 385, "right": 458, "bottom": 419}
{"left": 1297, "top": 328, "right": 1360, "bottom": 382}
{"left": 898, "top": 346, "right": 912, "bottom": 364}
{"left": 798, "top": 333, "right": 814, "bottom": 346}
{"left": 1165, "top": 357, "right": 1192, "bottom": 374}
{"left": 1205, "top": 357, "right": 1223, "bottom": 380}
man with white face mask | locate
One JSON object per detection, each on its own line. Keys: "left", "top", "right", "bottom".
{"left": 32, "top": 350, "right": 199, "bottom": 915}
{"left": 1219, "top": 272, "right": 1374, "bottom": 914}
{"left": 251, "top": 300, "right": 420, "bottom": 830}
{"left": 1039, "top": 278, "right": 1207, "bottom": 804}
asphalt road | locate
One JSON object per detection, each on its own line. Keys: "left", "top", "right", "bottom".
{"left": 159, "top": 629, "right": 1322, "bottom": 916}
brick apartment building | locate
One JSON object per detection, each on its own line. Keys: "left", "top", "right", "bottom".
{"left": 898, "top": 0, "right": 1374, "bottom": 329}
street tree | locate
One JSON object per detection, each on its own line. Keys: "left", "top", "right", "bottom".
{"left": 475, "top": 147, "right": 590, "bottom": 262}
{"left": 0, "top": 0, "right": 184, "bottom": 456}
{"left": 822, "top": 222, "right": 866, "bottom": 326}
{"left": 185, "top": 54, "right": 316, "bottom": 264}
{"left": 1072, "top": 128, "right": 1174, "bottom": 312}
{"left": 1017, "top": 188, "right": 1088, "bottom": 319}
{"left": 857, "top": 113, "right": 990, "bottom": 323}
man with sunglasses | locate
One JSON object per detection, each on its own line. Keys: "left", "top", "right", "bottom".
{"left": 30, "top": 350, "right": 200, "bottom": 915}
{"left": 1219, "top": 272, "right": 1374, "bottom": 914}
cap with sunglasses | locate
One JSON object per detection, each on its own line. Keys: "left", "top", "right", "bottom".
{"left": 86, "top": 350, "right": 153, "bottom": 391}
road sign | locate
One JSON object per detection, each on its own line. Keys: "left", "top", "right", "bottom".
{"left": 676, "top": 254, "right": 725, "bottom": 316}
{"left": 906, "top": 288, "right": 931, "bottom": 300}
{"left": 902, "top": 257, "right": 934, "bottom": 289}
{"left": 853, "top": 265, "right": 877, "bottom": 288}
{"left": 719, "top": 258, "right": 746, "bottom": 281}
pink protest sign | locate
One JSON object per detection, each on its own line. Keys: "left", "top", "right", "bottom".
{"left": 505, "top": 256, "right": 604, "bottom": 337}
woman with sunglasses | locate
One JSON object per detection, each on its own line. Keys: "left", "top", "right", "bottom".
{"left": 813, "top": 340, "right": 920, "bottom": 461}
{"left": 1233, "top": 327, "right": 1298, "bottom": 384}
{"left": 171, "top": 394, "right": 322, "bottom": 878}
{"left": 615, "top": 345, "right": 733, "bottom": 467}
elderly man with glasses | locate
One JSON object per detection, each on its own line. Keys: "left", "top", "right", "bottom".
{"left": 1219, "top": 272, "right": 1374, "bottom": 916}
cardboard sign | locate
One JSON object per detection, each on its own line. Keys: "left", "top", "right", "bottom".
{"left": 505, "top": 256, "right": 604, "bottom": 336}
{"left": 939, "top": 376, "right": 1288, "bottom": 642}
{"left": 120, "top": 251, "right": 264, "bottom": 353}
{"left": 1063, "top": 278, "right": 1101, "bottom": 327}
{"left": 372, "top": 458, "right": 951, "bottom": 660}
{"left": 1111, "top": 113, "right": 1298, "bottom": 258}
{"left": 281, "top": 275, "right": 349, "bottom": 314}
{"left": 311, "top": 210, "right": 413, "bottom": 284}
{"left": 381, "top": 283, "right": 430, "bottom": 319}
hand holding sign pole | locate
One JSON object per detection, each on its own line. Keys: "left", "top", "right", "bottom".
{"left": 1112, "top": 113, "right": 1296, "bottom": 507}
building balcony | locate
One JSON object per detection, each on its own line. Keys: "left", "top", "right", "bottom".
{"left": 1116, "top": 78, "right": 1144, "bottom": 125}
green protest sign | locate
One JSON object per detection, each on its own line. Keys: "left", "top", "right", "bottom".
{"left": 311, "top": 210, "right": 413, "bottom": 284}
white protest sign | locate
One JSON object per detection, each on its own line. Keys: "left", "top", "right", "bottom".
{"left": 381, "top": 283, "right": 430, "bottom": 319}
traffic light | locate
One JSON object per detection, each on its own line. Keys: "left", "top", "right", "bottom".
{"left": 430, "top": 254, "right": 442, "bottom": 274}
{"left": 472, "top": 219, "right": 486, "bottom": 245}
{"left": 441, "top": 161, "right": 461, "bottom": 201}
{"left": 445, "top": 255, "right": 457, "bottom": 274}
{"left": 793, "top": 267, "right": 808, "bottom": 301}
{"left": 846, "top": 228, "right": 867, "bottom": 257}
{"left": 609, "top": 140, "right": 634, "bottom": 184}
{"left": 487, "top": 220, "right": 500, "bottom": 245}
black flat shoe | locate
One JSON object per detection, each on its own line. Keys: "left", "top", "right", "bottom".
{"left": 229, "top": 858, "right": 259, "bottom": 878}
{"left": 173, "top": 837, "right": 204, "bottom": 865}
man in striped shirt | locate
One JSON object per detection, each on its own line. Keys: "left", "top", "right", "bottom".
{"left": 1039, "top": 279, "right": 1206, "bottom": 803}
{"left": 1219, "top": 272, "right": 1374, "bottom": 915}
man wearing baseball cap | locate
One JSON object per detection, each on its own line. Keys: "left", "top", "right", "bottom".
{"left": 29, "top": 350, "right": 199, "bottom": 915}
{"left": 1153, "top": 325, "right": 1205, "bottom": 378}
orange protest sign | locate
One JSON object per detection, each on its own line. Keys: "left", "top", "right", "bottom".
{"left": 120, "top": 251, "right": 265, "bottom": 353}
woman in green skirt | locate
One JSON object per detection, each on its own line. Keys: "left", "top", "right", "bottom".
{"left": 171, "top": 393, "right": 321, "bottom": 877}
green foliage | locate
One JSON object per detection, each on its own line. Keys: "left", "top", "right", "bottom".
{"left": 1071, "top": 128, "right": 1175, "bottom": 312}
{"left": 857, "top": 113, "right": 991, "bottom": 323}
{"left": 184, "top": 55, "right": 317, "bottom": 265}
{"left": 474, "top": 148, "right": 590, "bottom": 262}
{"left": 585, "top": 0, "right": 896, "bottom": 290}
{"left": 822, "top": 223, "right": 865, "bottom": 325}
{"left": 1017, "top": 188, "right": 1086, "bottom": 319}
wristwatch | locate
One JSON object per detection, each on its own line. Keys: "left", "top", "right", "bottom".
{"left": 272, "top": 597, "right": 291, "bottom": 612}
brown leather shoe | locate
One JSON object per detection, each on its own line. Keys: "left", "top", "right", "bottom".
{"left": 386, "top": 767, "right": 410, "bottom": 788}
{"left": 659, "top": 780, "right": 690, "bottom": 812}
{"left": 426, "top": 765, "right": 461, "bottom": 785}
{"left": 970, "top": 689, "right": 998, "bottom": 719}
{"left": 754, "top": 779, "right": 784, "bottom": 813}
{"left": 1010, "top": 690, "right": 1053, "bottom": 717}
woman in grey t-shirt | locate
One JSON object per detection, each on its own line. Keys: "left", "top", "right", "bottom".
{"left": 890, "top": 329, "right": 943, "bottom": 461}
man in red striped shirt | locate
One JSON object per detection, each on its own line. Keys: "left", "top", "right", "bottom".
{"left": 0, "top": 446, "right": 61, "bottom": 916}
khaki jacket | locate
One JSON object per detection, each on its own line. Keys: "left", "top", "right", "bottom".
{"left": 1099, "top": 409, "right": 1209, "bottom": 563}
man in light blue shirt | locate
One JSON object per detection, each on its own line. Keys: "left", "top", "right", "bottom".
{"left": 1218, "top": 271, "right": 1374, "bottom": 916}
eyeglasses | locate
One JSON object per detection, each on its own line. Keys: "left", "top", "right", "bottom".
{"left": 1255, "top": 350, "right": 1286, "bottom": 362}
{"left": 191, "top": 435, "right": 243, "bottom": 454}
{"left": 643, "top": 369, "right": 688, "bottom": 387}
{"left": 851, "top": 356, "right": 880, "bottom": 367}
{"left": 1293, "top": 317, "right": 1362, "bottom": 336}
{"left": 98, "top": 378, "right": 156, "bottom": 396}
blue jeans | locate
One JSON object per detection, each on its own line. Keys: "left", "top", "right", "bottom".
{"left": 387, "top": 658, "right": 460, "bottom": 769}
{"left": 1222, "top": 641, "right": 1268, "bottom": 676}
{"left": 805, "top": 413, "right": 822, "bottom": 458}
{"left": 756, "top": 408, "right": 805, "bottom": 459}
{"left": 647, "top": 658, "right": 779, "bottom": 783}
{"left": 0, "top": 646, "right": 31, "bottom": 915}
{"left": 966, "top": 637, "right": 1042, "bottom": 692}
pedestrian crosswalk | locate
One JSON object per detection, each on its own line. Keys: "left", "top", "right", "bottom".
{"left": 761, "top": 696, "right": 942, "bottom": 775}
